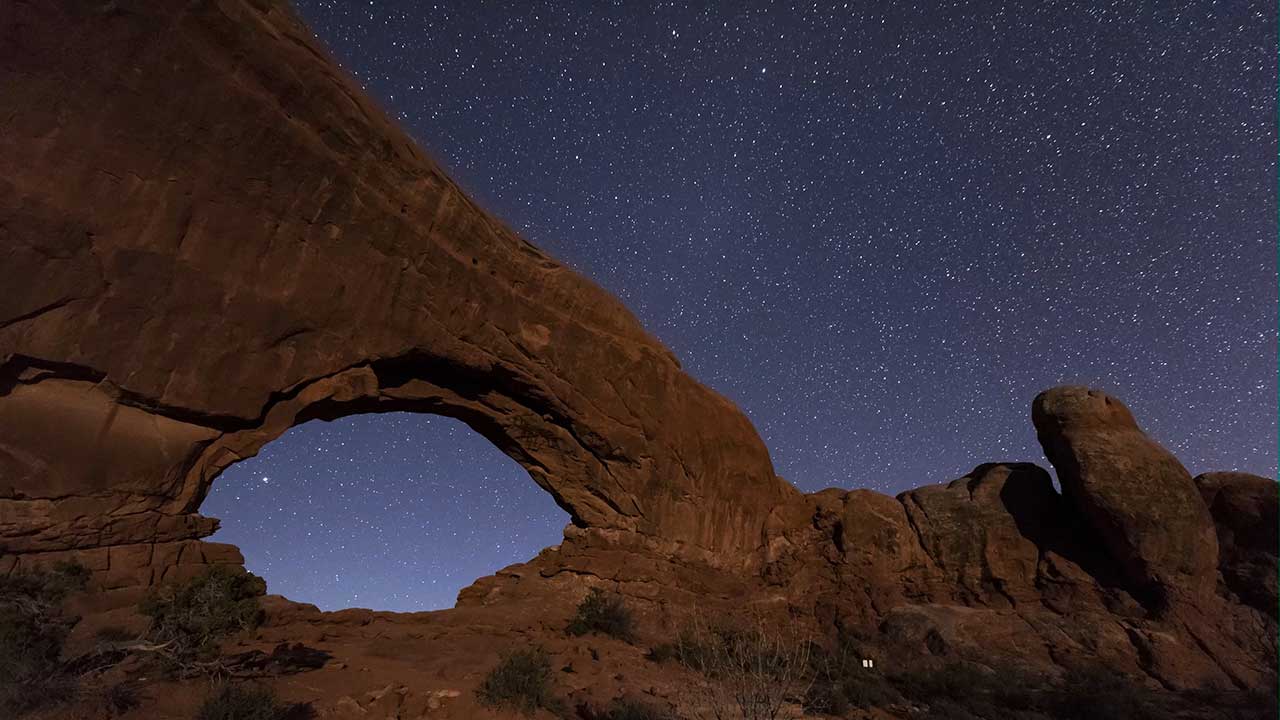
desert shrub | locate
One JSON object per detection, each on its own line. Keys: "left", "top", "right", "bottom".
{"left": 0, "top": 561, "right": 89, "bottom": 717}
{"left": 803, "top": 635, "right": 1061, "bottom": 720}
{"left": 804, "top": 633, "right": 901, "bottom": 715}
{"left": 1045, "top": 666, "right": 1164, "bottom": 720}
{"left": 891, "top": 661, "right": 992, "bottom": 702}
{"left": 1190, "top": 687, "right": 1280, "bottom": 720}
{"left": 864, "top": 661, "right": 1170, "bottom": 720}
{"left": 195, "top": 683, "right": 313, "bottom": 720}
{"left": 476, "top": 647, "right": 563, "bottom": 716}
{"left": 646, "top": 627, "right": 711, "bottom": 668}
{"left": 886, "top": 662, "right": 1047, "bottom": 719}
{"left": 0, "top": 674, "right": 79, "bottom": 719}
{"left": 806, "top": 665, "right": 900, "bottom": 715}
{"left": 596, "top": 697, "right": 676, "bottom": 720}
{"left": 0, "top": 560, "right": 90, "bottom": 603}
{"left": 906, "top": 661, "right": 1269, "bottom": 720}
{"left": 92, "top": 681, "right": 142, "bottom": 717}
{"left": 140, "top": 566, "right": 265, "bottom": 674}
{"left": 567, "top": 588, "right": 635, "bottom": 642}
{"left": 673, "top": 616, "right": 814, "bottom": 720}
{"left": 0, "top": 601, "right": 69, "bottom": 684}
{"left": 1236, "top": 690, "right": 1279, "bottom": 720}
{"left": 646, "top": 642, "right": 680, "bottom": 663}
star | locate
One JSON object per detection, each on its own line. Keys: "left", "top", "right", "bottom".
{"left": 200, "top": 0, "right": 1276, "bottom": 612}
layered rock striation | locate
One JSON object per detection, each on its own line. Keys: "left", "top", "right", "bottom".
{"left": 0, "top": 0, "right": 792, "bottom": 584}
{"left": 0, "top": 0, "right": 1273, "bottom": 701}
{"left": 755, "top": 389, "right": 1276, "bottom": 691}
{"left": 1032, "top": 386, "right": 1220, "bottom": 603}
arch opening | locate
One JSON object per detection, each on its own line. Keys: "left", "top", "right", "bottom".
{"left": 200, "top": 412, "right": 571, "bottom": 612}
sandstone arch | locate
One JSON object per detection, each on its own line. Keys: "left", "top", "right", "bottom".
{"left": 3, "top": 2, "right": 1275, "bottom": 701}
{"left": 0, "top": 0, "right": 797, "bottom": 586}
{"left": 181, "top": 356, "right": 670, "bottom": 530}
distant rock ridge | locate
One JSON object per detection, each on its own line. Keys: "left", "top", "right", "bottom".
{"left": 0, "top": 0, "right": 1273, "bottom": 704}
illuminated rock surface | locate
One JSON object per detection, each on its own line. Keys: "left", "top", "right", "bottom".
{"left": 0, "top": 2, "right": 1273, "bottom": 715}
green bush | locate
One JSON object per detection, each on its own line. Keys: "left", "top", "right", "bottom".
{"left": 0, "top": 601, "right": 69, "bottom": 684}
{"left": 645, "top": 642, "right": 680, "bottom": 663}
{"left": 140, "top": 566, "right": 265, "bottom": 672}
{"left": 567, "top": 588, "right": 634, "bottom": 642}
{"left": 0, "top": 560, "right": 90, "bottom": 603}
{"left": 95, "top": 681, "right": 142, "bottom": 716}
{"left": 654, "top": 622, "right": 746, "bottom": 671}
{"left": 597, "top": 697, "right": 675, "bottom": 720}
{"left": 0, "top": 561, "right": 89, "bottom": 717}
{"left": 647, "top": 624, "right": 739, "bottom": 668}
{"left": 194, "top": 683, "right": 309, "bottom": 720}
{"left": 476, "top": 647, "right": 563, "bottom": 716}
{"left": 646, "top": 624, "right": 726, "bottom": 666}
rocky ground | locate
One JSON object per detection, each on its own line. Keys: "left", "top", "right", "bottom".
{"left": 17, "top": 385, "right": 1278, "bottom": 719}
{"left": 56, "top": 592, "right": 694, "bottom": 719}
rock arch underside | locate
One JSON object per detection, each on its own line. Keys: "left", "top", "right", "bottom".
{"left": 1, "top": 0, "right": 1274, "bottom": 713}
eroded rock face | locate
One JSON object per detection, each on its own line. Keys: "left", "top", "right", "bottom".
{"left": 754, "top": 450, "right": 1274, "bottom": 692}
{"left": 1032, "top": 386, "right": 1218, "bottom": 601}
{"left": 0, "top": 0, "right": 794, "bottom": 576}
{"left": 0, "top": 0, "right": 1272, "bottom": 705}
{"left": 1195, "top": 471, "right": 1278, "bottom": 614}
{"left": 898, "top": 463, "right": 1062, "bottom": 607}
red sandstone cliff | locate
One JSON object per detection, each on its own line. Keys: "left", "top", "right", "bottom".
{"left": 0, "top": 2, "right": 1273, "bottom": 718}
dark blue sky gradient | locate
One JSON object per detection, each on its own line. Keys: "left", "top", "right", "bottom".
{"left": 204, "top": 415, "right": 568, "bottom": 611}
{"left": 204, "top": 1, "right": 1277, "bottom": 611}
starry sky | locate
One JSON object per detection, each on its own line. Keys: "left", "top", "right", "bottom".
{"left": 203, "top": 0, "right": 1277, "bottom": 611}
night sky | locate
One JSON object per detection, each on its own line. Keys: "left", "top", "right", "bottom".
{"left": 202, "top": 1, "right": 1277, "bottom": 611}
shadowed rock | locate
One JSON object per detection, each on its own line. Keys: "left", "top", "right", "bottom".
{"left": 1195, "top": 471, "right": 1278, "bottom": 613}
{"left": 1032, "top": 386, "right": 1218, "bottom": 603}
{"left": 898, "top": 463, "right": 1062, "bottom": 607}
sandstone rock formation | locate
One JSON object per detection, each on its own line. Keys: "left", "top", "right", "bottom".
{"left": 0, "top": 1, "right": 1274, "bottom": 716}
{"left": 1196, "top": 471, "right": 1278, "bottom": 614}
{"left": 0, "top": 0, "right": 793, "bottom": 589}
{"left": 898, "top": 463, "right": 1061, "bottom": 607}
{"left": 1032, "top": 386, "right": 1219, "bottom": 603}
{"left": 766, "top": 457, "right": 1275, "bottom": 692}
